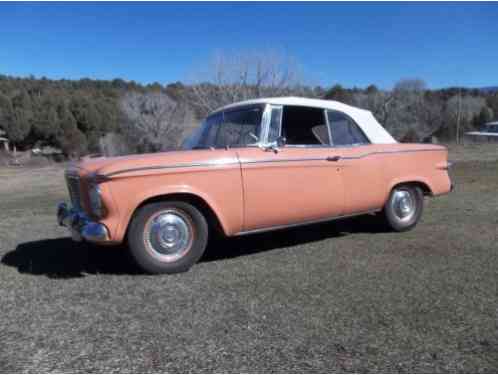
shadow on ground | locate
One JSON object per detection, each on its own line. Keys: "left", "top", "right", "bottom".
{"left": 1, "top": 214, "right": 387, "bottom": 278}
{"left": 1, "top": 239, "right": 138, "bottom": 278}
{"left": 201, "top": 214, "right": 388, "bottom": 262}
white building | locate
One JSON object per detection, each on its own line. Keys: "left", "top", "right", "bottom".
{"left": 0, "top": 128, "right": 9, "bottom": 152}
{"left": 465, "top": 121, "right": 498, "bottom": 141}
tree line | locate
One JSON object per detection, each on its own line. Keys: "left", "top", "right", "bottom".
{"left": 325, "top": 80, "right": 497, "bottom": 143}
{"left": 0, "top": 52, "right": 497, "bottom": 158}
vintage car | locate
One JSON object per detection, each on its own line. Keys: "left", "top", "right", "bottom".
{"left": 57, "top": 97, "right": 453, "bottom": 274}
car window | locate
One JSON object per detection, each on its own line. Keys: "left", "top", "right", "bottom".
{"left": 216, "top": 107, "right": 262, "bottom": 148}
{"left": 327, "top": 110, "right": 369, "bottom": 146}
{"left": 189, "top": 113, "right": 223, "bottom": 149}
{"left": 280, "top": 106, "right": 330, "bottom": 146}
{"left": 185, "top": 107, "right": 262, "bottom": 149}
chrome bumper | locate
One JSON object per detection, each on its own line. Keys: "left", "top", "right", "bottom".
{"left": 57, "top": 202, "right": 110, "bottom": 243}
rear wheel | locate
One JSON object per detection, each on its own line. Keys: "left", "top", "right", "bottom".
{"left": 383, "top": 185, "right": 424, "bottom": 232}
{"left": 128, "top": 201, "right": 208, "bottom": 274}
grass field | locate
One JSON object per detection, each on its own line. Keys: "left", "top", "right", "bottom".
{"left": 1, "top": 145, "right": 497, "bottom": 372}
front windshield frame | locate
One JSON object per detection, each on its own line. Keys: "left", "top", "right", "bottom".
{"left": 183, "top": 104, "right": 267, "bottom": 150}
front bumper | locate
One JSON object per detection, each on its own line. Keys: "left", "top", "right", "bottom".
{"left": 57, "top": 202, "right": 110, "bottom": 243}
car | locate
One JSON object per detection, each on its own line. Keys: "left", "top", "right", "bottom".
{"left": 57, "top": 97, "right": 453, "bottom": 274}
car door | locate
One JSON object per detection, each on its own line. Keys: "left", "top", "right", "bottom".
{"left": 325, "top": 110, "right": 386, "bottom": 214}
{"left": 237, "top": 105, "right": 346, "bottom": 232}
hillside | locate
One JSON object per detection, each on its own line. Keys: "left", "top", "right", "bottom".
{"left": 1, "top": 74, "right": 498, "bottom": 158}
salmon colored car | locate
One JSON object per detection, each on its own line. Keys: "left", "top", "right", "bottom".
{"left": 57, "top": 97, "right": 453, "bottom": 273}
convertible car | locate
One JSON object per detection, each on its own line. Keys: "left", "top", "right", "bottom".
{"left": 57, "top": 97, "right": 453, "bottom": 273}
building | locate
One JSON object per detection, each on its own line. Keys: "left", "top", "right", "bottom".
{"left": 0, "top": 128, "right": 9, "bottom": 152}
{"left": 465, "top": 121, "right": 498, "bottom": 142}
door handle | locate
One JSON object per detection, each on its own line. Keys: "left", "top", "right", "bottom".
{"left": 326, "top": 156, "right": 341, "bottom": 162}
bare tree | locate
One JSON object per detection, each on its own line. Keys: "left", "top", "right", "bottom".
{"left": 120, "top": 91, "right": 188, "bottom": 152}
{"left": 98, "top": 132, "right": 131, "bottom": 157}
{"left": 387, "top": 79, "right": 428, "bottom": 141}
{"left": 446, "top": 94, "right": 486, "bottom": 144}
{"left": 188, "top": 50, "right": 305, "bottom": 117}
{"left": 351, "top": 79, "right": 447, "bottom": 142}
{"left": 350, "top": 89, "right": 394, "bottom": 127}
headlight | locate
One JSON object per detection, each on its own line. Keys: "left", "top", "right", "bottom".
{"left": 89, "top": 184, "right": 105, "bottom": 218}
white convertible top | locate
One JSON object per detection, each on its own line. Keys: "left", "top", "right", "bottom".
{"left": 216, "top": 96, "right": 397, "bottom": 144}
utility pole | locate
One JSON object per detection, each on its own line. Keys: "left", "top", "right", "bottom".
{"left": 456, "top": 88, "right": 462, "bottom": 144}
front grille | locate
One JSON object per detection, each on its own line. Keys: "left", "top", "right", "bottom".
{"left": 66, "top": 174, "right": 82, "bottom": 210}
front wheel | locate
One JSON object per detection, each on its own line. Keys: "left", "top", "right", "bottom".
{"left": 128, "top": 201, "right": 208, "bottom": 274}
{"left": 382, "top": 185, "right": 424, "bottom": 232}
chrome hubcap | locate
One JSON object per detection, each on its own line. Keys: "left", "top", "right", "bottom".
{"left": 144, "top": 210, "right": 193, "bottom": 262}
{"left": 391, "top": 189, "right": 416, "bottom": 222}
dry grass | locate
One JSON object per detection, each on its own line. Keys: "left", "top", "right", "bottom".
{"left": 0, "top": 146, "right": 497, "bottom": 372}
{"left": 446, "top": 143, "right": 498, "bottom": 163}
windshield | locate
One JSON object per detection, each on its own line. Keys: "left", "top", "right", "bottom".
{"left": 183, "top": 106, "right": 264, "bottom": 150}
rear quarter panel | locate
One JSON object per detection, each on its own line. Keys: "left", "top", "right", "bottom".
{"left": 326, "top": 143, "right": 451, "bottom": 214}
{"left": 376, "top": 143, "right": 452, "bottom": 200}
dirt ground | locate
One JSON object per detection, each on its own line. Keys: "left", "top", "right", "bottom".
{"left": 0, "top": 144, "right": 497, "bottom": 372}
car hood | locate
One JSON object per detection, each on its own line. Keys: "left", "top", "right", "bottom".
{"left": 70, "top": 149, "right": 239, "bottom": 178}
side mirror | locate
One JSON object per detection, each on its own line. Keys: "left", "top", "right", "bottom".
{"left": 248, "top": 132, "right": 259, "bottom": 143}
{"left": 261, "top": 136, "right": 286, "bottom": 153}
{"left": 276, "top": 136, "right": 286, "bottom": 148}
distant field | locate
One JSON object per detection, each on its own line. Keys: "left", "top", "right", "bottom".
{"left": 446, "top": 143, "right": 498, "bottom": 162}
{"left": 0, "top": 144, "right": 497, "bottom": 372}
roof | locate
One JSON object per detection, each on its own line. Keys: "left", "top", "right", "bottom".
{"left": 465, "top": 131, "right": 498, "bottom": 137}
{"left": 215, "top": 96, "right": 397, "bottom": 144}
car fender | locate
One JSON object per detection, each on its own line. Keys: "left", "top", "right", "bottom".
{"left": 113, "top": 183, "right": 235, "bottom": 243}
{"left": 386, "top": 175, "right": 434, "bottom": 200}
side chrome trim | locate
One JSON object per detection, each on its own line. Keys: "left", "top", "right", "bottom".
{"left": 103, "top": 148, "right": 445, "bottom": 177}
{"left": 234, "top": 209, "right": 380, "bottom": 236}
{"left": 241, "top": 157, "right": 329, "bottom": 165}
{"left": 104, "top": 159, "right": 240, "bottom": 177}
{"left": 239, "top": 148, "right": 446, "bottom": 166}
{"left": 339, "top": 148, "right": 445, "bottom": 160}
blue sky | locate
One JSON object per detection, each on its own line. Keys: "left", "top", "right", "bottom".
{"left": 1, "top": 2, "right": 497, "bottom": 89}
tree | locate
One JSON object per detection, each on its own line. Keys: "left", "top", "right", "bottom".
{"left": 11, "top": 109, "right": 32, "bottom": 154}
{"left": 120, "top": 91, "right": 188, "bottom": 152}
{"left": 349, "top": 79, "right": 446, "bottom": 142}
{"left": 324, "top": 84, "right": 353, "bottom": 103}
{"left": 188, "top": 50, "right": 304, "bottom": 116}
{"left": 446, "top": 94, "right": 486, "bottom": 143}
{"left": 0, "top": 91, "right": 32, "bottom": 156}
{"left": 0, "top": 93, "right": 14, "bottom": 135}
{"left": 350, "top": 89, "right": 393, "bottom": 125}
{"left": 57, "top": 104, "right": 87, "bottom": 157}
{"left": 473, "top": 106, "right": 494, "bottom": 128}
{"left": 387, "top": 79, "right": 428, "bottom": 141}
{"left": 486, "top": 94, "right": 498, "bottom": 120}
{"left": 365, "top": 84, "right": 379, "bottom": 95}
{"left": 1, "top": 71, "right": 496, "bottom": 157}
{"left": 32, "top": 103, "right": 59, "bottom": 143}
{"left": 69, "top": 94, "right": 100, "bottom": 133}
